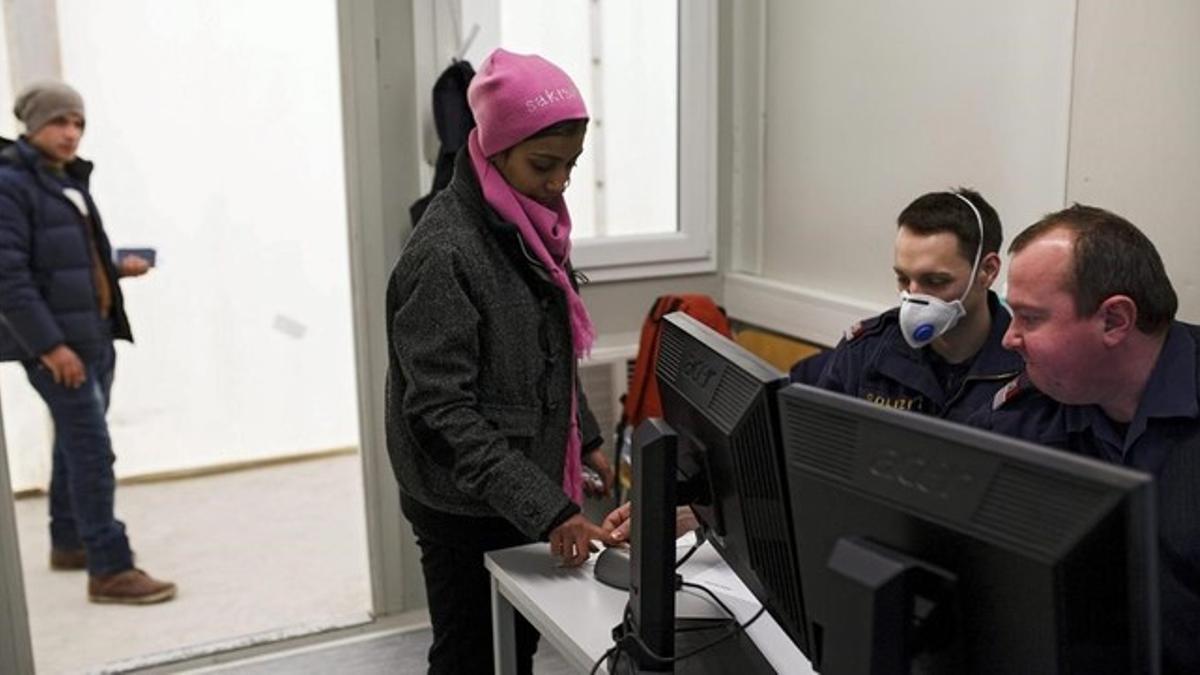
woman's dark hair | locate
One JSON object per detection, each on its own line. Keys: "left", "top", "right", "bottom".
{"left": 1010, "top": 204, "right": 1177, "bottom": 334}
{"left": 897, "top": 188, "right": 1003, "bottom": 264}
{"left": 527, "top": 118, "right": 588, "bottom": 140}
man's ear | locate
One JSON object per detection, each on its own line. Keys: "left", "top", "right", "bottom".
{"left": 1098, "top": 295, "right": 1138, "bottom": 346}
{"left": 978, "top": 251, "right": 1002, "bottom": 288}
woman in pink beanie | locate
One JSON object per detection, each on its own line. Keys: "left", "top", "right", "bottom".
{"left": 385, "top": 48, "right": 614, "bottom": 674}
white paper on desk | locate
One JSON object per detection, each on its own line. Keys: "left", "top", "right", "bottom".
{"left": 675, "top": 531, "right": 698, "bottom": 550}
{"left": 679, "top": 544, "right": 759, "bottom": 605}
{"left": 685, "top": 566, "right": 759, "bottom": 604}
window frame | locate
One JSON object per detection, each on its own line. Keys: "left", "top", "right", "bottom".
{"left": 420, "top": 0, "right": 718, "bottom": 283}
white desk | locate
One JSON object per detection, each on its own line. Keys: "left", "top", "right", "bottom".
{"left": 485, "top": 536, "right": 815, "bottom": 673}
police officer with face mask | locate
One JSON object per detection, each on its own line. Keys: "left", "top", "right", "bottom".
{"left": 806, "top": 189, "right": 1022, "bottom": 423}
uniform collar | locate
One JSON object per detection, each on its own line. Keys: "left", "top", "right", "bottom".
{"left": 1064, "top": 321, "right": 1198, "bottom": 454}
{"left": 1137, "top": 321, "right": 1199, "bottom": 420}
{"left": 965, "top": 292, "right": 1023, "bottom": 378}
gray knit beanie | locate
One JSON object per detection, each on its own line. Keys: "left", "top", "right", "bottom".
{"left": 13, "top": 81, "right": 85, "bottom": 133}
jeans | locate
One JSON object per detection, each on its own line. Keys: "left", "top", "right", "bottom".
{"left": 24, "top": 341, "right": 133, "bottom": 575}
{"left": 403, "top": 495, "right": 541, "bottom": 675}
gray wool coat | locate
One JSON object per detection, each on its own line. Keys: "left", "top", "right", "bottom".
{"left": 385, "top": 149, "right": 603, "bottom": 540}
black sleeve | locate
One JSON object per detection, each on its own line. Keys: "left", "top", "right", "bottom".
{"left": 0, "top": 182, "right": 64, "bottom": 356}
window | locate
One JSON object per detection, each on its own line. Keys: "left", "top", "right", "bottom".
{"left": 418, "top": 0, "right": 716, "bottom": 281}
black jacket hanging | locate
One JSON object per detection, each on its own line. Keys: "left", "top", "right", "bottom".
{"left": 410, "top": 59, "right": 476, "bottom": 226}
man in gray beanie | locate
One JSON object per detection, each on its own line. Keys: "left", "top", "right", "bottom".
{"left": 0, "top": 80, "right": 173, "bottom": 604}
{"left": 13, "top": 80, "right": 85, "bottom": 144}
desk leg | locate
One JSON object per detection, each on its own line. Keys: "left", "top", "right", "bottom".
{"left": 491, "top": 575, "right": 519, "bottom": 675}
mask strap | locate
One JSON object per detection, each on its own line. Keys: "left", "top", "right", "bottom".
{"left": 949, "top": 192, "right": 984, "bottom": 303}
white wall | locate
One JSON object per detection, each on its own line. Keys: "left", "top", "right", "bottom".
{"left": 0, "top": 7, "right": 15, "bottom": 140}
{"left": 1065, "top": 1, "right": 1200, "bottom": 321}
{"left": 2, "top": 0, "right": 359, "bottom": 490}
{"left": 729, "top": 0, "right": 1200, "bottom": 345}
{"left": 737, "top": 0, "right": 1075, "bottom": 344}
{"left": 0, "top": 4, "right": 51, "bottom": 491}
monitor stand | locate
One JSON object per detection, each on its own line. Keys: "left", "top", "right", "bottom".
{"left": 818, "top": 536, "right": 958, "bottom": 675}
{"left": 608, "top": 418, "right": 773, "bottom": 674}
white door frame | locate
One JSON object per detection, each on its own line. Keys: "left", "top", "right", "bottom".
{"left": 337, "top": 0, "right": 427, "bottom": 615}
{"left": 0, "top": 393, "right": 34, "bottom": 674}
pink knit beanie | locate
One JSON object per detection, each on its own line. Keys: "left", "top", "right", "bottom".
{"left": 467, "top": 48, "right": 589, "bottom": 157}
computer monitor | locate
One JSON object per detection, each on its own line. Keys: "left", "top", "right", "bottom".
{"left": 778, "top": 383, "right": 1159, "bottom": 674}
{"left": 654, "top": 312, "right": 809, "bottom": 652}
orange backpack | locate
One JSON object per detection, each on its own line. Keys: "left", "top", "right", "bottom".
{"left": 615, "top": 294, "right": 733, "bottom": 496}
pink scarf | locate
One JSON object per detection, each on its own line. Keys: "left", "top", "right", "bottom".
{"left": 468, "top": 128, "right": 595, "bottom": 504}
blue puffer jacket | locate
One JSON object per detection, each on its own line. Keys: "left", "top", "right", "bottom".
{"left": 0, "top": 137, "right": 131, "bottom": 362}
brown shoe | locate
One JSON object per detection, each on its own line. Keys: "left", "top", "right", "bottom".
{"left": 88, "top": 568, "right": 177, "bottom": 605}
{"left": 50, "top": 547, "right": 87, "bottom": 571}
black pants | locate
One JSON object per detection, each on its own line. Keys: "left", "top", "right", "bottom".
{"left": 404, "top": 495, "right": 541, "bottom": 675}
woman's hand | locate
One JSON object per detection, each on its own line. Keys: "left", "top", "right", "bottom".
{"left": 583, "top": 447, "right": 615, "bottom": 497}
{"left": 548, "top": 513, "right": 608, "bottom": 567}
{"left": 600, "top": 501, "right": 632, "bottom": 545}
{"left": 600, "top": 502, "right": 700, "bottom": 545}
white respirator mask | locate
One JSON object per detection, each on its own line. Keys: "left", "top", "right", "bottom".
{"left": 898, "top": 192, "right": 984, "bottom": 349}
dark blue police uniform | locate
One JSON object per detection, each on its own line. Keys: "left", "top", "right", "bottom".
{"left": 976, "top": 321, "right": 1200, "bottom": 674}
{"left": 809, "top": 291, "right": 1022, "bottom": 423}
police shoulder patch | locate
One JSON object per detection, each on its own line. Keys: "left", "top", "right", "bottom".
{"left": 992, "top": 373, "right": 1030, "bottom": 410}
{"left": 844, "top": 321, "right": 865, "bottom": 341}
{"left": 844, "top": 314, "right": 886, "bottom": 342}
